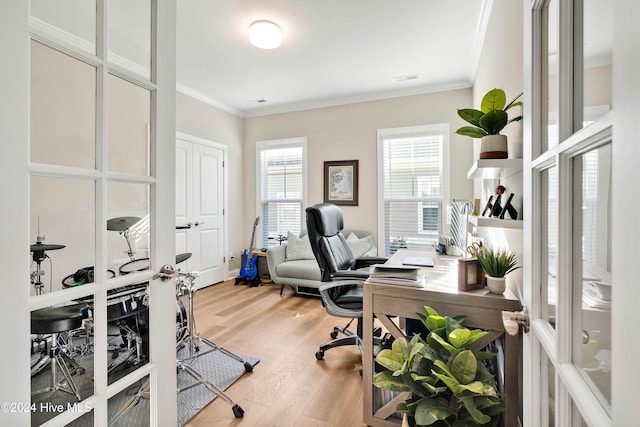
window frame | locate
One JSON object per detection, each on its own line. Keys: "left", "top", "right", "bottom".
{"left": 376, "top": 123, "right": 450, "bottom": 255}
{"left": 255, "top": 137, "right": 308, "bottom": 248}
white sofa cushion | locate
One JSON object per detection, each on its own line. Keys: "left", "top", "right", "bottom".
{"left": 285, "top": 231, "right": 315, "bottom": 261}
{"left": 346, "top": 232, "right": 374, "bottom": 257}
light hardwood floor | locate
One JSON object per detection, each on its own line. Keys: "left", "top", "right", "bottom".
{"left": 184, "top": 279, "right": 365, "bottom": 427}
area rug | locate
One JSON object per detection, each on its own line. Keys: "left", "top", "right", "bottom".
{"left": 44, "top": 346, "right": 259, "bottom": 427}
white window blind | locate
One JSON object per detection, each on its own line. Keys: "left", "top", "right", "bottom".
{"left": 379, "top": 126, "right": 445, "bottom": 256}
{"left": 257, "top": 138, "right": 306, "bottom": 248}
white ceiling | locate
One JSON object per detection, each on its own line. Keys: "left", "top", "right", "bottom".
{"left": 176, "top": 0, "right": 491, "bottom": 117}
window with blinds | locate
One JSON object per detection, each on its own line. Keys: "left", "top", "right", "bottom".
{"left": 378, "top": 124, "right": 448, "bottom": 256}
{"left": 256, "top": 138, "right": 307, "bottom": 248}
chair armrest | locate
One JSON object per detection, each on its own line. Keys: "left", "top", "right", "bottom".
{"left": 331, "top": 270, "right": 370, "bottom": 280}
{"left": 354, "top": 256, "right": 388, "bottom": 270}
{"left": 266, "top": 244, "right": 286, "bottom": 280}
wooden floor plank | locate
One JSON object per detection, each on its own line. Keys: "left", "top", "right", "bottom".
{"left": 181, "top": 279, "right": 366, "bottom": 426}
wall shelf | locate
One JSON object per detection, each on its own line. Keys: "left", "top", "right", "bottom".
{"left": 468, "top": 215, "right": 523, "bottom": 229}
{"left": 467, "top": 159, "right": 523, "bottom": 180}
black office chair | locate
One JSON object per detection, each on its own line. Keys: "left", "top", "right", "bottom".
{"left": 305, "top": 203, "right": 386, "bottom": 361}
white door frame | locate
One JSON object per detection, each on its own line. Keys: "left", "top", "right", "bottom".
{"left": 523, "top": 0, "right": 639, "bottom": 425}
{"left": 0, "top": 2, "right": 178, "bottom": 425}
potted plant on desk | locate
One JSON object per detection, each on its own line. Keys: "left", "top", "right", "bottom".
{"left": 373, "top": 306, "right": 504, "bottom": 427}
{"left": 475, "top": 248, "right": 520, "bottom": 294}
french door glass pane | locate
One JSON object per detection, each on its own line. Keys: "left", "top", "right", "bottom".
{"left": 107, "top": 74, "right": 151, "bottom": 175}
{"left": 30, "top": 176, "right": 96, "bottom": 296}
{"left": 574, "top": 144, "right": 612, "bottom": 406}
{"left": 106, "top": 182, "right": 150, "bottom": 383}
{"left": 108, "top": 0, "right": 151, "bottom": 78}
{"left": 30, "top": 41, "right": 96, "bottom": 169}
{"left": 582, "top": 0, "right": 613, "bottom": 127}
{"left": 545, "top": 0, "right": 559, "bottom": 151}
{"left": 543, "top": 166, "right": 558, "bottom": 325}
{"left": 30, "top": 0, "right": 96, "bottom": 55}
{"left": 107, "top": 182, "right": 150, "bottom": 270}
{"left": 107, "top": 375, "right": 150, "bottom": 424}
{"left": 30, "top": 303, "right": 94, "bottom": 426}
{"left": 547, "top": 358, "right": 556, "bottom": 427}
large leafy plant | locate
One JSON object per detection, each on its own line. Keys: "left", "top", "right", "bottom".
{"left": 456, "top": 88, "right": 523, "bottom": 138}
{"left": 373, "top": 306, "right": 504, "bottom": 426}
{"left": 475, "top": 248, "right": 520, "bottom": 278}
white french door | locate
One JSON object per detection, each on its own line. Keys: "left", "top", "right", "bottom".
{"left": 175, "top": 134, "right": 226, "bottom": 288}
{"left": 0, "top": 1, "right": 178, "bottom": 426}
{"left": 521, "top": 0, "right": 638, "bottom": 425}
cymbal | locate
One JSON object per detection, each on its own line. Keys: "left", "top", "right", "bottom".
{"left": 176, "top": 252, "right": 192, "bottom": 264}
{"left": 107, "top": 216, "right": 141, "bottom": 231}
{"left": 31, "top": 243, "right": 65, "bottom": 252}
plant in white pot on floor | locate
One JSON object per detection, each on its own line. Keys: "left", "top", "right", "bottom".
{"left": 475, "top": 248, "right": 520, "bottom": 294}
{"left": 456, "top": 88, "right": 523, "bottom": 159}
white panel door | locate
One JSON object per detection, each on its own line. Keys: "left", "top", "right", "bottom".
{"left": 176, "top": 136, "right": 225, "bottom": 289}
{"left": 192, "top": 143, "right": 224, "bottom": 288}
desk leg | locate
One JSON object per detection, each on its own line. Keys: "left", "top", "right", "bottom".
{"left": 363, "top": 284, "right": 374, "bottom": 426}
{"left": 504, "top": 332, "right": 520, "bottom": 426}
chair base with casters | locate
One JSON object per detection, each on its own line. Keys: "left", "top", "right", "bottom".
{"left": 31, "top": 303, "right": 89, "bottom": 401}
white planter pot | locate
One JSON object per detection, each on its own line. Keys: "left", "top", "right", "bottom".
{"left": 486, "top": 276, "right": 506, "bottom": 294}
{"left": 480, "top": 134, "right": 508, "bottom": 159}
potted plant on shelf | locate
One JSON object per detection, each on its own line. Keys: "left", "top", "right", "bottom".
{"left": 373, "top": 306, "right": 505, "bottom": 427}
{"left": 456, "top": 88, "right": 523, "bottom": 159}
{"left": 475, "top": 248, "right": 520, "bottom": 294}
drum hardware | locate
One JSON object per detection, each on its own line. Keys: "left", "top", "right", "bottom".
{"left": 175, "top": 271, "right": 251, "bottom": 418}
{"left": 30, "top": 241, "right": 65, "bottom": 296}
{"left": 107, "top": 216, "right": 142, "bottom": 262}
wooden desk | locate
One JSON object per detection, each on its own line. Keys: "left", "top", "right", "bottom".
{"left": 363, "top": 250, "right": 521, "bottom": 427}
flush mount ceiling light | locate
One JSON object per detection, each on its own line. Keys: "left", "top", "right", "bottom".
{"left": 249, "top": 20, "right": 282, "bottom": 49}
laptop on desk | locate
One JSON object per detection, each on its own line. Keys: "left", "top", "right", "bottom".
{"left": 401, "top": 256, "right": 435, "bottom": 268}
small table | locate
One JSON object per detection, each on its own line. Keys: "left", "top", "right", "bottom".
{"left": 362, "top": 250, "right": 521, "bottom": 427}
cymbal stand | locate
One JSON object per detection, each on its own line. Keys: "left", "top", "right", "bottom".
{"left": 31, "top": 250, "right": 48, "bottom": 296}
{"left": 176, "top": 271, "right": 251, "bottom": 418}
{"left": 119, "top": 228, "right": 137, "bottom": 262}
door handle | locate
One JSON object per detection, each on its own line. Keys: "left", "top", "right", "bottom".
{"left": 152, "top": 264, "right": 179, "bottom": 281}
{"left": 502, "top": 307, "right": 530, "bottom": 335}
{"left": 194, "top": 221, "right": 205, "bottom": 226}
{"left": 176, "top": 222, "right": 192, "bottom": 230}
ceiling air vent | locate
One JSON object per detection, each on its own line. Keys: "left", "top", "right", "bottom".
{"left": 393, "top": 74, "right": 419, "bottom": 82}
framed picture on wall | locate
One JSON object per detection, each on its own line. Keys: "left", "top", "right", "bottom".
{"left": 324, "top": 160, "right": 358, "bottom": 206}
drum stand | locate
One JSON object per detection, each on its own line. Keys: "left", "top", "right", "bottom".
{"left": 176, "top": 271, "right": 252, "bottom": 418}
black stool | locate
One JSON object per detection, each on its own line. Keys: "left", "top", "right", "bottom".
{"left": 31, "top": 303, "right": 89, "bottom": 401}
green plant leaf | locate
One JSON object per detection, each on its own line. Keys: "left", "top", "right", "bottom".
{"left": 504, "top": 92, "right": 523, "bottom": 111}
{"left": 464, "top": 329, "right": 489, "bottom": 347}
{"left": 460, "top": 396, "right": 492, "bottom": 424}
{"left": 372, "top": 370, "right": 411, "bottom": 392}
{"left": 413, "top": 397, "right": 454, "bottom": 425}
{"left": 424, "top": 306, "right": 440, "bottom": 317}
{"left": 456, "top": 126, "right": 487, "bottom": 138}
{"left": 457, "top": 108, "right": 484, "bottom": 126}
{"left": 481, "top": 88, "right": 506, "bottom": 113}
{"left": 392, "top": 336, "right": 409, "bottom": 359}
{"left": 448, "top": 328, "right": 471, "bottom": 348}
{"left": 450, "top": 350, "right": 477, "bottom": 385}
{"left": 375, "top": 348, "right": 405, "bottom": 372}
{"left": 426, "top": 315, "right": 446, "bottom": 331}
{"left": 479, "top": 110, "right": 508, "bottom": 135}
{"left": 428, "top": 331, "right": 456, "bottom": 354}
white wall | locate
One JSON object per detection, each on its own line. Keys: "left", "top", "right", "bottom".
{"left": 469, "top": 0, "right": 524, "bottom": 295}
{"left": 243, "top": 89, "right": 475, "bottom": 245}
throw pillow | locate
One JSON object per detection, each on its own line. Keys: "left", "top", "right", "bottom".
{"left": 346, "top": 233, "right": 373, "bottom": 257}
{"left": 285, "top": 231, "right": 315, "bottom": 261}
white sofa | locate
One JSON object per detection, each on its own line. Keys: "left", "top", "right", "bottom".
{"left": 266, "top": 229, "right": 378, "bottom": 296}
